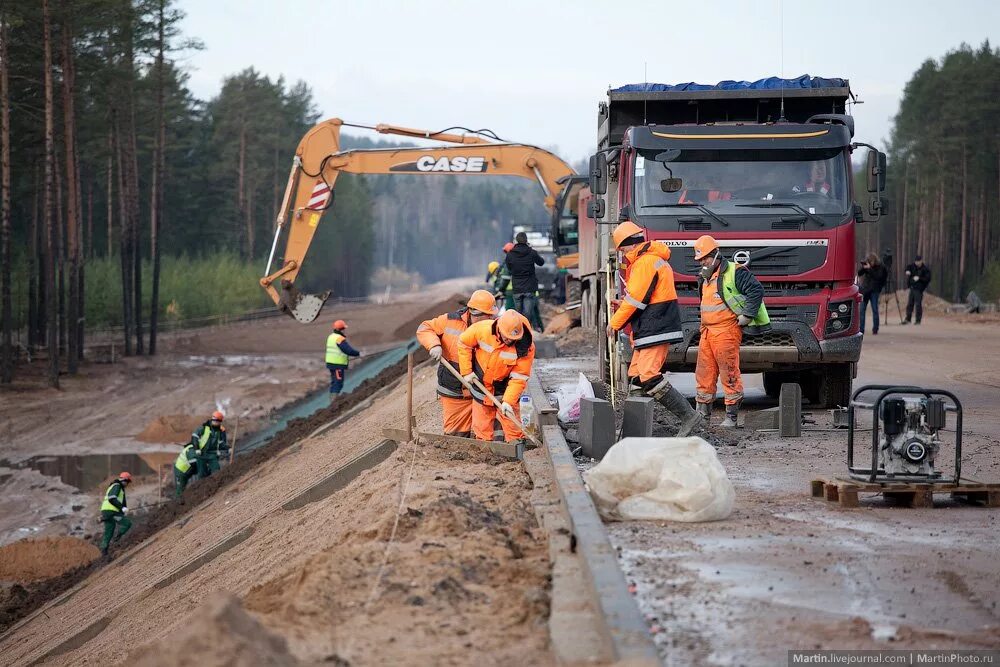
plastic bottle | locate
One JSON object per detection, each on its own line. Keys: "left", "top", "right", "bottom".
{"left": 519, "top": 395, "right": 534, "bottom": 431}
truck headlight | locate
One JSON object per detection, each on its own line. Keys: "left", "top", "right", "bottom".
{"left": 825, "top": 300, "right": 854, "bottom": 336}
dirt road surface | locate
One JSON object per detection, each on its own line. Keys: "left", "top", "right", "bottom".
{"left": 538, "top": 313, "right": 1000, "bottom": 665}
{"left": 0, "top": 278, "right": 478, "bottom": 548}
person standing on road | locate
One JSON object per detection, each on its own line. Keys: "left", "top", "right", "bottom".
{"left": 903, "top": 255, "right": 931, "bottom": 325}
{"left": 173, "top": 443, "right": 199, "bottom": 498}
{"left": 693, "top": 235, "right": 770, "bottom": 428}
{"left": 458, "top": 309, "right": 535, "bottom": 445}
{"left": 606, "top": 221, "right": 703, "bottom": 437}
{"left": 191, "top": 411, "right": 229, "bottom": 478}
{"left": 416, "top": 290, "right": 498, "bottom": 438}
{"left": 505, "top": 232, "right": 545, "bottom": 331}
{"left": 326, "top": 319, "right": 361, "bottom": 396}
{"left": 99, "top": 472, "right": 132, "bottom": 557}
{"left": 857, "top": 253, "right": 888, "bottom": 335}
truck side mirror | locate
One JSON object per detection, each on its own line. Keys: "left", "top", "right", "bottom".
{"left": 618, "top": 204, "right": 632, "bottom": 222}
{"left": 588, "top": 198, "right": 606, "bottom": 220}
{"left": 589, "top": 153, "right": 608, "bottom": 196}
{"left": 866, "top": 150, "right": 886, "bottom": 193}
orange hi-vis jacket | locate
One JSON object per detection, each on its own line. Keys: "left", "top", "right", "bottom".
{"left": 610, "top": 240, "right": 683, "bottom": 349}
{"left": 416, "top": 308, "right": 473, "bottom": 398}
{"left": 700, "top": 266, "right": 739, "bottom": 328}
{"left": 458, "top": 314, "right": 535, "bottom": 406}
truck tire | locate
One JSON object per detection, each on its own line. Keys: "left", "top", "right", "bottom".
{"left": 809, "top": 364, "right": 852, "bottom": 408}
{"left": 566, "top": 278, "right": 581, "bottom": 304}
{"left": 762, "top": 371, "right": 800, "bottom": 399}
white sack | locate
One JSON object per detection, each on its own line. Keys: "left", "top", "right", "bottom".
{"left": 556, "top": 372, "right": 596, "bottom": 423}
{"left": 583, "top": 436, "right": 735, "bottom": 522}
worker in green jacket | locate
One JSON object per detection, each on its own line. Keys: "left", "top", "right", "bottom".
{"left": 100, "top": 472, "right": 133, "bottom": 556}
{"left": 173, "top": 443, "right": 200, "bottom": 498}
{"left": 191, "top": 410, "right": 229, "bottom": 479}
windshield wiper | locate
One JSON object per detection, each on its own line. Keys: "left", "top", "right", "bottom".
{"left": 735, "top": 202, "right": 826, "bottom": 227}
{"left": 647, "top": 203, "right": 729, "bottom": 227}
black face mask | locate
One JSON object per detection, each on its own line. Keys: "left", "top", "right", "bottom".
{"left": 699, "top": 254, "right": 720, "bottom": 280}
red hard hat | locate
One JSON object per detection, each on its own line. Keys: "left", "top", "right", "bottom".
{"left": 211, "top": 410, "right": 224, "bottom": 421}
{"left": 333, "top": 319, "right": 348, "bottom": 330}
{"left": 503, "top": 242, "right": 514, "bottom": 253}
{"left": 119, "top": 472, "right": 133, "bottom": 483}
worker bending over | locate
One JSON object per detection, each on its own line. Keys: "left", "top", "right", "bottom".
{"left": 693, "top": 235, "right": 769, "bottom": 427}
{"left": 326, "top": 319, "right": 361, "bottom": 397}
{"left": 173, "top": 443, "right": 199, "bottom": 498}
{"left": 607, "top": 221, "right": 702, "bottom": 436}
{"left": 191, "top": 410, "right": 228, "bottom": 478}
{"left": 416, "top": 290, "right": 498, "bottom": 437}
{"left": 458, "top": 309, "right": 535, "bottom": 444}
{"left": 99, "top": 472, "right": 132, "bottom": 556}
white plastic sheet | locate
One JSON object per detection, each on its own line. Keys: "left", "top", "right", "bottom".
{"left": 556, "top": 372, "right": 595, "bottom": 423}
{"left": 583, "top": 437, "right": 735, "bottom": 522}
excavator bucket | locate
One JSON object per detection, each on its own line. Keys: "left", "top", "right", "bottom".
{"left": 278, "top": 279, "right": 331, "bottom": 324}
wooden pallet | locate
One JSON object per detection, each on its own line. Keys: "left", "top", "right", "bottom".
{"left": 810, "top": 477, "right": 1000, "bottom": 508}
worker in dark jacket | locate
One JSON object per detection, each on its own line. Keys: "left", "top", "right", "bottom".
{"left": 903, "top": 255, "right": 931, "bottom": 324}
{"left": 504, "top": 232, "right": 545, "bottom": 331}
{"left": 191, "top": 411, "right": 229, "bottom": 478}
{"left": 857, "top": 253, "right": 888, "bottom": 335}
{"left": 99, "top": 472, "right": 132, "bottom": 556}
{"left": 326, "top": 319, "right": 361, "bottom": 397}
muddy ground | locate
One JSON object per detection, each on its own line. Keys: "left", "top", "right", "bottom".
{"left": 0, "top": 278, "right": 478, "bottom": 548}
{"left": 537, "top": 313, "right": 1000, "bottom": 665}
{"left": 0, "top": 351, "right": 552, "bottom": 667}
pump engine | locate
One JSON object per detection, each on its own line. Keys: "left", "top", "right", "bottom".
{"left": 878, "top": 396, "right": 946, "bottom": 478}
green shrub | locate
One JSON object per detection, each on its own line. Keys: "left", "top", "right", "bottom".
{"left": 975, "top": 261, "right": 1000, "bottom": 303}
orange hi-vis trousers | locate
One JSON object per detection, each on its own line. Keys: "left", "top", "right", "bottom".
{"left": 695, "top": 323, "right": 744, "bottom": 406}
{"left": 472, "top": 400, "right": 523, "bottom": 442}
{"left": 627, "top": 343, "right": 670, "bottom": 383}
{"left": 440, "top": 396, "right": 473, "bottom": 436}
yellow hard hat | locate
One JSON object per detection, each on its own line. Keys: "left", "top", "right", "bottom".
{"left": 612, "top": 220, "right": 644, "bottom": 249}
{"left": 693, "top": 235, "right": 720, "bottom": 260}
{"left": 467, "top": 290, "right": 497, "bottom": 315}
{"left": 487, "top": 260, "right": 500, "bottom": 274}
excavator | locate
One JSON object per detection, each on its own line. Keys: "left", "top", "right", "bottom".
{"left": 260, "top": 118, "right": 579, "bottom": 323}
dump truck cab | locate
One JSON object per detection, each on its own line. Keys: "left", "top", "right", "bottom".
{"left": 589, "top": 78, "right": 887, "bottom": 407}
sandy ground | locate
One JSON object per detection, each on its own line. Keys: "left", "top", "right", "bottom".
{"left": 537, "top": 313, "right": 1000, "bottom": 665}
{"left": 0, "top": 277, "right": 479, "bottom": 548}
{"left": 0, "top": 358, "right": 552, "bottom": 667}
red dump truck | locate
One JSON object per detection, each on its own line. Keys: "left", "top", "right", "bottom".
{"left": 588, "top": 77, "right": 887, "bottom": 407}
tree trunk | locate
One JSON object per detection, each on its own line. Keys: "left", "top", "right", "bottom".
{"left": 55, "top": 144, "right": 65, "bottom": 355}
{"left": 106, "top": 136, "right": 112, "bottom": 257}
{"left": 43, "top": 0, "right": 59, "bottom": 387}
{"left": 0, "top": 17, "right": 11, "bottom": 383}
{"left": 238, "top": 119, "right": 247, "bottom": 257}
{"left": 87, "top": 177, "right": 93, "bottom": 259}
{"left": 62, "top": 5, "right": 81, "bottom": 373}
{"left": 957, "top": 143, "right": 967, "bottom": 301}
{"left": 149, "top": 0, "right": 165, "bottom": 355}
{"left": 114, "top": 115, "right": 132, "bottom": 356}
{"left": 29, "top": 165, "right": 40, "bottom": 348}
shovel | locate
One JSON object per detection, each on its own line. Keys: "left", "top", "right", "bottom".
{"left": 438, "top": 357, "right": 544, "bottom": 449}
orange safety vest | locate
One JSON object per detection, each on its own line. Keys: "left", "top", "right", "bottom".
{"left": 458, "top": 315, "right": 535, "bottom": 406}
{"left": 679, "top": 190, "right": 732, "bottom": 204}
{"left": 416, "top": 308, "right": 473, "bottom": 398}
{"left": 700, "top": 265, "right": 739, "bottom": 328}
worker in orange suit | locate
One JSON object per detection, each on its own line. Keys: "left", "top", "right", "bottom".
{"left": 416, "top": 290, "right": 498, "bottom": 437}
{"left": 693, "top": 235, "right": 770, "bottom": 428}
{"left": 607, "top": 220, "right": 703, "bottom": 437}
{"left": 458, "top": 309, "right": 535, "bottom": 444}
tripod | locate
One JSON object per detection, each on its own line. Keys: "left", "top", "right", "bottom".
{"left": 882, "top": 273, "right": 904, "bottom": 325}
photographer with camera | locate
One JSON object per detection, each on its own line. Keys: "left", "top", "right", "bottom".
{"left": 857, "top": 253, "right": 888, "bottom": 335}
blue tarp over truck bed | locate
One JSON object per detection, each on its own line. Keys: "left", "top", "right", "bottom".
{"left": 612, "top": 75, "right": 849, "bottom": 93}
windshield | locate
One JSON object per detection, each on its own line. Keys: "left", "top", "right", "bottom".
{"left": 556, "top": 183, "right": 581, "bottom": 250}
{"left": 634, "top": 148, "right": 850, "bottom": 223}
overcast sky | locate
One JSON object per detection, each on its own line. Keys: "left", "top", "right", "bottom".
{"left": 176, "top": 0, "right": 998, "bottom": 162}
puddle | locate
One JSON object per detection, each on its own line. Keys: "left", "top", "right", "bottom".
{"left": 0, "top": 452, "right": 177, "bottom": 493}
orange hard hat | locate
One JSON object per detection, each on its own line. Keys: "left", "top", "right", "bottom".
{"left": 333, "top": 319, "right": 348, "bottom": 330}
{"left": 118, "top": 472, "right": 133, "bottom": 483}
{"left": 497, "top": 310, "right": 525, "bottom": 341}
{"left": 693, "top": 235, "right": 720, "bottom": 260}
{"left": 467, "top": 290, "right": 497, "bottom": 315}
{"left": 502, "top": 242, "right": 514, "bottom": 253}
{"left": 612, "top": 221, "right": 644, "bottom": 249}
{"left": 211, "top": 410, "right": 224, "bottom": 421}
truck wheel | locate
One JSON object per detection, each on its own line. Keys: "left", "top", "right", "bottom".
{"left": 566, "top": 278, "right": 581, "bottom": 304}
{"left": 762, "top": 371, "right": 799, "bottom": 399}
{"left": 810, "top": 364, "right": 852, "bottom": 408}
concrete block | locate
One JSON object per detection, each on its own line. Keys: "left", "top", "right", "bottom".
{"left": 534, "top": 337, "right": 559, "bottom": 359}
{"left": 779, "top": 383, "right": 803, "bottom": 437}
{"left": 590, "top": 379, "right": 609, "bottom": 402}
{"left": 621, "top": 397, "right": 654, "bottom": 438}
{"left": 579, "top": 397, "right": 615, "bottom": 460}
{"left": 745, "top": 407, "right": 779, "bottom": 432}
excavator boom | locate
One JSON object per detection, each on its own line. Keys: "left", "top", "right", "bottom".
{"left": 261, "top": 118, "right": 576, "bottom": 322}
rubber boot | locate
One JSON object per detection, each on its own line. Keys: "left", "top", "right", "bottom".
{"left": 719, "top": 400, "right": 741, "bottom": 428}
{"left": 655, "top": 386, "right": 704, "bottom": 437}
{"left": 696, "top": 402, "right": 712, "bottom": 420}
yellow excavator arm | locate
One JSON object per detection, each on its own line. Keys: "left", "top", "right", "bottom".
{"left": 261, "top": 118, "right": 576, "bottom": 322}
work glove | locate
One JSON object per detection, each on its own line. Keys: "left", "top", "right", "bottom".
{"left": 606, "top": 325, "right": 616, "bottom": 340}
{"left": 120, "top": 507, "right": 128, "bottom": 515}
{"left": 463, "top": 373, "right": 477, "bottom": 385}
{"left": 737, "top": 315, "right": 753, "bottom": 327}
{"left": 499, "top": 402, "right": 517, "bottom": 422}
{"left": 429, "top": 346, "right": 442, "bottom": 360}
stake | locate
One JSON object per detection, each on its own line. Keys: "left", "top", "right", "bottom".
{"left": 605, "top": 259, "right": 617, "bottom": 409}
{"left": 406, "top": 351, "right": 414, "bottom": 442}
{"left": 229, "top": 415, "right": 239, "bottom": 465}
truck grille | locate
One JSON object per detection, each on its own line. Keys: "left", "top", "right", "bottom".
{"left": 689, "top": 330, "right": 797, "bottom": 347}
{"left": 675, "top": 245, "right": 828, "bottom": 276}
{"left": 681, "top": 304, "right": 817, "bottom": 325}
